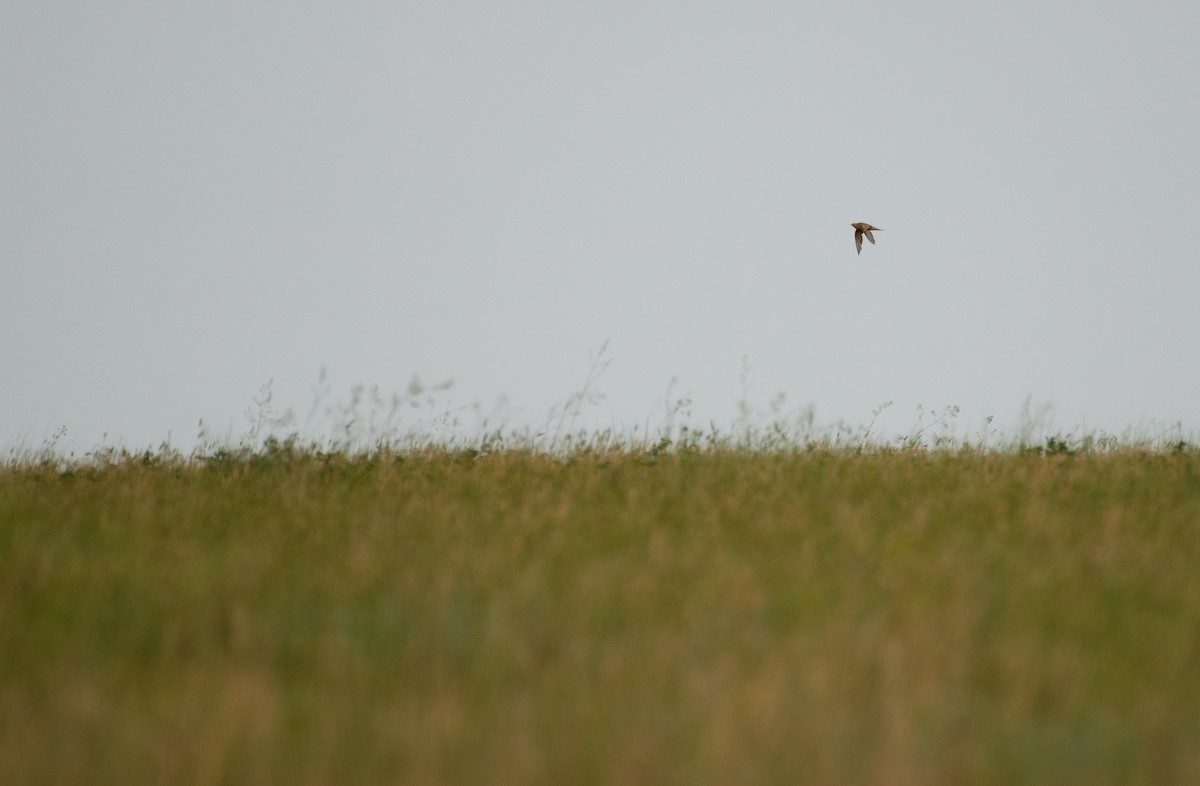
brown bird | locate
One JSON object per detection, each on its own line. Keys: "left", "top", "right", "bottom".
{"left": 851, "top": 222, "right": 882, "bottom": 254}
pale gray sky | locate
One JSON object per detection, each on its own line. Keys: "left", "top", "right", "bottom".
{"left": 4, "top": 1, "right": 1199, "bottom": 451}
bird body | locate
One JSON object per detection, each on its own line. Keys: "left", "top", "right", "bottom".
{"left": 851, "top": 222, "right": 882, "bottom": 254}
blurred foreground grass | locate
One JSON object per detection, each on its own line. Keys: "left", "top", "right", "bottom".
{"left": 2, "top": 447, "right": 1199, "bottom": 784}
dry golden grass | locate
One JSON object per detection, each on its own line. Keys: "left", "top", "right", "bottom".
{"left": 2, "top": 447, "right": 1199, "bottom": 784}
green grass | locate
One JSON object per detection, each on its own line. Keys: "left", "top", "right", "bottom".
{"left": 3, "top": 447, "right": 1200, "bottom": 784}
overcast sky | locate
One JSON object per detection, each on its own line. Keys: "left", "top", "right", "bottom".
{"left": 4, "top": 1, "right": 1198, "bottom": 452}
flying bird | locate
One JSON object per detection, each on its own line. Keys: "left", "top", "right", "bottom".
{"left": 851, "top": 222, "right": 882, "bottom": 255}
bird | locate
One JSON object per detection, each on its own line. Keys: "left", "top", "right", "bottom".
{"left": 851, "top": 222, "right": 882, "bottom": 255}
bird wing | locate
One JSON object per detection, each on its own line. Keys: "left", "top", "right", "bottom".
{"left": 863, "top": 228, "right": 876, "bottom": 245}
{"left": 854, "top": 228, "right": 863, "bottom": 254}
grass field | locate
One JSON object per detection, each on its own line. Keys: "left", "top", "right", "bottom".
{"left": 3, "top": 443, "right": 1200, "bottom": 784}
